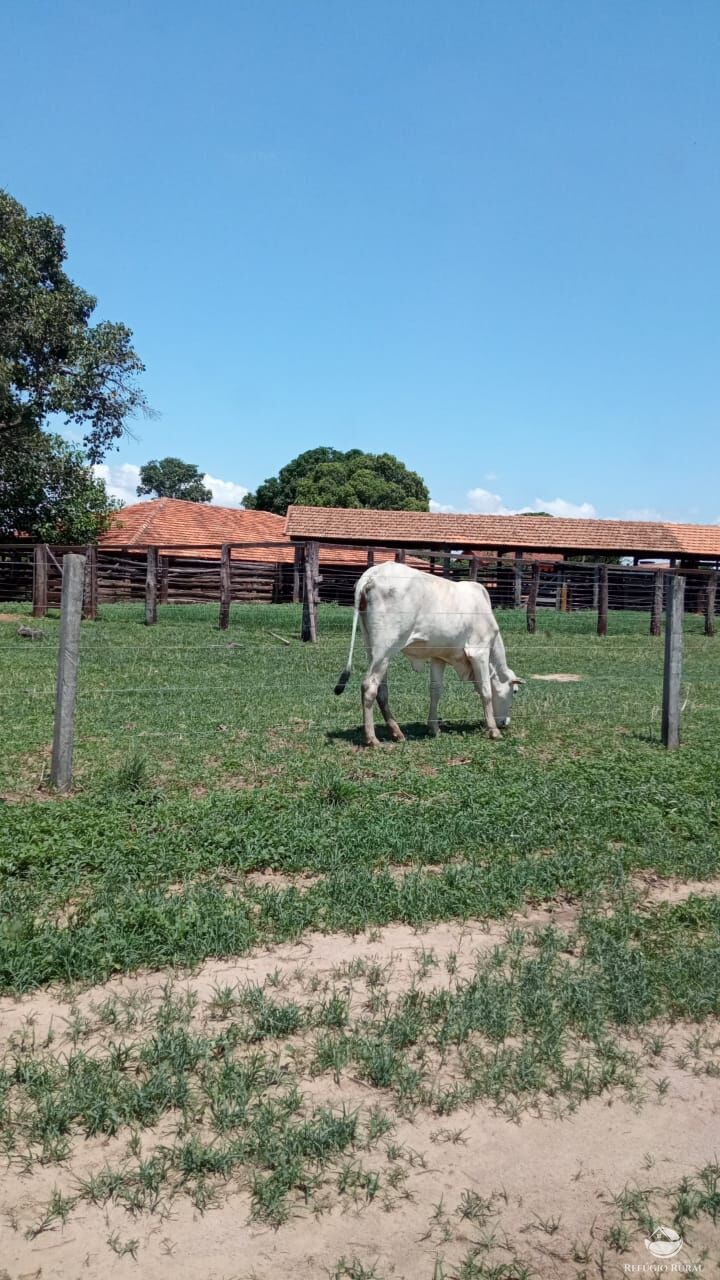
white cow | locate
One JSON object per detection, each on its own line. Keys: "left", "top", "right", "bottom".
{"left": 335, "top": 562, "right": 523, "bottom": 746}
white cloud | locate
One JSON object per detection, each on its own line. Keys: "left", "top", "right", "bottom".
{"left": 93, "top": 462, "right": 145, "bottom": 505}
{"left": 429, "top": 488, "right": 600, "bottom": 519}
{"left": 467, "top": 487, "right": 512, "bottom": 515}
{"left": 532, "top": 496, "right": 598, "bottom": 519}
{"left": 93, "top": 463, "right": 249, "bottom": 508}
{"left": 203, "top": 474, "right": 248, "bottom": 507}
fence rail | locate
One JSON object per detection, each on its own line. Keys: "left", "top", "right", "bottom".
{"left": 1, "top": 541, "right": 718, "bottom": 639}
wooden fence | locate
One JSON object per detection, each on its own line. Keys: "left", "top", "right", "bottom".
{"left": 1, "top": 542, "right": 717, "bottom": 642}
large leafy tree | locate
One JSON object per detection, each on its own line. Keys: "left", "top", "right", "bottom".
{"left": 244, "top": 447, "right": 429, "bottom": 514}
{"left": 0, "top": 189, "right": 148, "bottom": 538}
{"left": 0, "top": 427, "right": 121, "bottom": 542}
{"left": 137, "top": 457, "right": 212, "bottom": 502}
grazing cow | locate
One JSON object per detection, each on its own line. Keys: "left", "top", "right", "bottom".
{"left": 334, "top": 562, "right": 523, "bottom": 746}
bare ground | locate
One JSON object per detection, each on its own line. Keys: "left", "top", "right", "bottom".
{"left": 2, "top": 895, "right": 719, "bottom": 1279}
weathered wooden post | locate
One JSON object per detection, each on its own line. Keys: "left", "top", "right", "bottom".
{"left": 513, "top": 553, "right": 523, "bottom": 608}
{"left": 301, "top": 541, "right": 320, "bottom": 642}
{"left": 442, "top": 553, "right": 451, "bottom": 579}
{"left": 366, "top": 548, "right": 375, "bottom": 567}
{"left": 159, "top": 555, "right": 170, "bottom": 604}
{"left": 650, "top": 570, "right": 664, "bottom": 637}
{"left": 592, "top": 565, "right": 599, "bottom": 610}
{"left": 597, "top": 564, "right": 609, "bottom": 637}
{"left": 662, "top": 574, "right": 685, "bottom": 749}
{"left": 32, "top": 543, "right": 49, "bottom": 618}
{"left": 50, "top": 553, "right": 86, "bottom": 791}
{"left": 526, "top": 561, "right": 540, "bottom": 633}
{"left": 394, "top": 548, "right": 406, "bottom": 564}
{"left": 705, "top": 571, "right": 717, "bottom": 638}
{"left": 82, "top": 545, "right": 98, "bottom": 620}
{"left": 145, "top": 547, "right": 158, "bottom": 626}
{"left": 219, "top": 543, "right": 231, "bottom": 630}
{"left": 468, "top": 555, "right": 479, "bottom": 583}
{"left": 292, "top": 545, "right": 302, "bottom": 604}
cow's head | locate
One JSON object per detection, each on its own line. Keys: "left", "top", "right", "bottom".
{"left": 491, "top": 669, "right": 525, "bottom": 727}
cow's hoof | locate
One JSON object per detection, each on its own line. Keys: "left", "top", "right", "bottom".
{"left": 364, "top": 736, "right": 381, "bottom": 748}
{"left": 390, "top": 728, "right": 406, "bottom": 742}
{"left": 489, "top": 728, "right": 502, "bottom": 741}
{"left": 428, "top": 723, "right": 440, "bottom": 738}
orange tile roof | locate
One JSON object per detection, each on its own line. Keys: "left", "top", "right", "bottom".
{"left": 285, "top": 506, "right": 720, "bottom": 559}
{"left": 100, "top": 499, "right": 290, "bottom": 562}
{"left": 98, "top": 499, "right": 414, "bottom": 567}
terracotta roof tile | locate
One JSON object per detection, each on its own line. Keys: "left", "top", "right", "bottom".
{"left": 284, "top": 506, "right": 720, "bottom": 559}
{"left": 98, "top": 499, "right": 411, "bottom": 566}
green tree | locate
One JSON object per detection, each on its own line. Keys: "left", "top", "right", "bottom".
{"left": 0, "top": 188, "right": 149, "bottom": 538}
{"left": 137, "top": 457, "right": 212, "bottom": 502}
{"left": 244, "top": 447, "right": 429, "bottom": 514}
{"left": 0, "top": 426, "right": 121, "bottom": 541}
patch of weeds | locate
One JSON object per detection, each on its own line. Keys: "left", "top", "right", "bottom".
{"left": 25, "top": 1188, "right": 75, "bottom": 1238}
{"left": 107, "top": 1231, "right": 140, "bottom": 1259}
{"left": 112, "top": 749, "right": 150, "bottom": 794}
{"left": 329, "top": 1259, "right": 384, "bottom": 1280}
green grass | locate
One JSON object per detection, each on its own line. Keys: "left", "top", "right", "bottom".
{"left": 0, "top": 601, "right": 719, "bottom": 991}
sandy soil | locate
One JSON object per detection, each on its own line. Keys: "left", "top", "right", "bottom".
{"left": 2, "top": 895, "right": 719, "bottom": 1279}
{"left": 530, "top": 674, "right": 583, "bottom": 682}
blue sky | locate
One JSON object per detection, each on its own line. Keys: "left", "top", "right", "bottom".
{"left": 3, "top": 1, "right": 719, "bottom": 521}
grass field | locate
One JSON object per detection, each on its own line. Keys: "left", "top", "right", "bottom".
{"left": 1, "top": 601, "right": 719, "bottom": 1277}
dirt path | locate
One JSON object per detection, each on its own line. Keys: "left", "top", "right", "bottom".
{"left": 2, "top": 899, "right": 719, "bottom": 1279}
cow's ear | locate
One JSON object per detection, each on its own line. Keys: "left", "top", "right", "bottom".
{"left": 511, "top": 677, "right": 526, "bottom": 687}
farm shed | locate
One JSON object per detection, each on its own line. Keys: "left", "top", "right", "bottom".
{"left": 96, "top": 499, "right": 422, "bottom": 605}
{"left": 0, "top": 500, "right": 423, "bottom": 610}
{"left": 285, "top": 506, "right": 720, "bottom": 613}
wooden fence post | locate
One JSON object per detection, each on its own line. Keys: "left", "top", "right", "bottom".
{"left": 442, "top": 553, "right": 451, "bottom": 579}
{"left": 597, "top": 564, "right": 609, "bottom": 636}
{"left": 526, "top": 561, "right": 540, "bottom": 633}
{"left": 592, "top": 565, "right": 599, "bottom": 610}
{"left": 650, "top": 570, "right": 664, "bottom": 637}
{"left": 301, "top": 541, "right": 320, "bottom": 641}
{"left": 145, "top": 547, "right": 158, "bottom": 626}
{"left": 468, "top": 556, "right": 478, "bottom": 583}
{"left": 367, "top": 548, "right": 375, "bottom": 567}
{"left": 705, "top": 571, "right": 717, "bottom": 638}
{"left": 662, "top": 574, "right": 685, "bottom": 749}
{"left": 159, "top": 555, "right": 170, "bottom": 604}
{"left": 33, "top": 543, "right": 48, "bottom": 618}
{"left": 513, "top": 553, "right": 523, "bottom": 608}
{"left": 50, "top": 553, "right": 86, "bottom": 791}
{"left": 82, "top": 545, "right": 98, "bottom": 620}
{"left": 219, "top": 543, "right": 231, "bottom": 630}
{"left": 395, "top": 548, "right": 406, "bottom": 564}
{"left": 292, "top": 545, "right": 303, "bottom": 603}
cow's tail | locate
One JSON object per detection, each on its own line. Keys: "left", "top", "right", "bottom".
{"left": 334, "top": 587, "right": 364, "bottom": 694}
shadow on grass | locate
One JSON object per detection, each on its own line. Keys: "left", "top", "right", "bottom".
{"left": 326, "top": 720, "right": 487, "bottom": 745}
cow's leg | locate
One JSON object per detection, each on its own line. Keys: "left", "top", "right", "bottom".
{"left": 468, "top": 648, "right": 502, "bottom": 740}
{"left": 376, "top": 676, "right": 405, "bottom": 742}
{"left": 361, "top": 658, "right": 390, "bottom": 747}
{"left": 427, "top": 658, "right": 445, "bottom": 736}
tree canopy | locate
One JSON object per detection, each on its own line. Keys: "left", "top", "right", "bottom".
{"left": 243, "top": 447, "right": 429, "bottom": 515}
{"left": 137, "top": 458, "right": 212, "bottom": 503}
{"left": 0, "top": 189, "right": 148, "bottom": 539}
{"left": 0, "top": 426, "right": 121, "bottom": 542}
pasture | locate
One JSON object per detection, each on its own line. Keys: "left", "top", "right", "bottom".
{"left": 1, "top": 602, "right": 719, "bottom": 1278}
